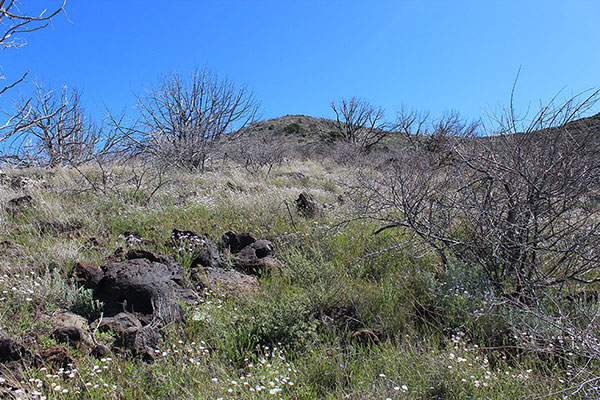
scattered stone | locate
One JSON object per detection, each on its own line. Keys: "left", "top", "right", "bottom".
{"left": 94, "top": 254, "right": 187, "bottom": 324}
{"left": 0, "top": 241, "right": 23, "bottom": 258}
{"left": 233, "top": 240, "right": 278, "bottom": 276}
{"left": 225, "top": 181, "right": 244, "bottom": 193}
{"left": 0, "top": 170, "right": 9, "bottom": 186}
{"left": 192, "top": 267, "right": 259, "bottom": 298}
{"left": 296, "top": 192, "right": 322, "bottom": 218}
{"left": 321, "top": 306, "right": 362, "bottom": 331}
{"left": 122, "top": 231, "right": 143, "bottom": 247}
{"left": 72, "top": 262, "right": 104, "bottom": 290}
{"left": 83, "top": 236, "right": 102, "bottom": 249}
{"left": 5, "top": 195, "right": 33, "bottom": 215}
{"left": 10, "top": 176, "right": 37, "bottom": 189}
{"left": 0, "top": 338, "right": 30, "bottom": 363}
{"left": 38, "top": 345, "right": 77, "bottom": 370}
{"left": 221, "top": 231, "right": 257, "bottom": 254}
{"left": 170, "top": 229, "right": 220, "bottom": 269}
{"left": 38, "top": 220, "right": 83, "bottom": 236}
{"left": 349, "top": 329, "right": 381, "bottom": 345}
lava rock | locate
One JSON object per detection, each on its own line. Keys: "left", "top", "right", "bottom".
{"left": 94, "top": 256, "right": 186, "bottom": 324}
{"left": 221, "top": 231, "right": 257, "bottom": 254}
{"left": 295, "top": 192, "right": 322, "bottom": 218}
{"left": 0, "top": 338, "right": 30, "bottom": 363}
{"left": 72, "top": 262, "right": 104, "bottom": 290}
{"left": 5, "top": 195, "right": 33, "bottom": 215}
{"left": 192, "top": 266, "right": 259, "bottom": 298}
{"left": 38, "top": 345, "right": 77, "bottom": 370}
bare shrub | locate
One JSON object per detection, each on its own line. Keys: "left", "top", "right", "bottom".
{"left": 223, "top": 134, "right": 290, "bottom": 176}
{"left": 110, "top": 67, "right": 260, "bottom": 171}
{"left": 328, "top": 97, "right": 388, "bottom": 151}
{"left": 3, "top": 82, "right": 116, "bottom": 167}
{"left": 394, "top": 108, "right": 478, "bottom": 155}
{"left": 356, "top": 89, "right": 600, "bottom": 295}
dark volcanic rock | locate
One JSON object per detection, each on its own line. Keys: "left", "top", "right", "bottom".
{"left": 117, "top": 326, "right": 160, "bottom": 361}
{"left": 51, "top": 311, "right": 95, "bottom": 350}
{"left": 296, "top": 192, "right": 322, "bottom": 218}
{"left": 94, "top": 255, "right": 186, "bottom": 323}
{"left": 52, "top": 327, "right": 85, "bottom": 348}
{"left": 0, "top": 338, "right": 30, "bottom": 363}
{"left": 5, "top": 195, "right": 33, "bottom": 214}
{"left": 72, "top": 262, "right": 104, "bottom": 290}
{"left": 233, "top": 240, "right": 278, "bottom": 276}
{"left": 39, "top": 345, "right": 77, "bottom": 370}
{"left": 221, "top": 231, "right": 257, "bottom": 254}
{"left": 192, "top": 266, "right": 259, "bottom": 297}
{"left": 95, "top": 312, "right": 143, "bottom": 334}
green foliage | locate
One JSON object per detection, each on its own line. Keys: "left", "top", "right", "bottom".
{"left": 283, "top": 122, "right": 304, "bottom": 135}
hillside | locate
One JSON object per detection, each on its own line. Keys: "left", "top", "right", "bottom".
{"left": 0, "top": 112, "right": 598, "bottom": 399}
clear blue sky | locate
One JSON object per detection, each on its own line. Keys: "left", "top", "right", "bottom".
{"left": 2, "top": 1, "right": 599, "bottom": 123}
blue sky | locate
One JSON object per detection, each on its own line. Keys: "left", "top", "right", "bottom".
{"left": 2, "top": 1, "right": 599, "bottom": 123}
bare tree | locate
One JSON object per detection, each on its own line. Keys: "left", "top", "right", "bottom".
{"left": 4, "top": 82, "right": 114, "bottom": 167}
{"left": 356, "top": 89, "right": 600, "bottom": 295}
{"left": 0, "top": 1, "right": 66, "bottom": 95}
{"left": 328, "top": 97, "right": 388, "bottom": 151}
{"left": 110, "top": 67, "right": 260, "bottom": 171}
{"left": 0, "top": 1, "right": 67, "bottom": 153}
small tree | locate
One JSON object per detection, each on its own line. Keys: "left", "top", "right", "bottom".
{"left": 329, "top": 97, "right": 388, "bottom": 151}
{"left": 112, "top": 67, "right": 260, "bottom": 171}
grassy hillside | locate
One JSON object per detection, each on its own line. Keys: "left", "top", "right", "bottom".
{"left": 0, "top": 153, "right": 578, "bottom": 399}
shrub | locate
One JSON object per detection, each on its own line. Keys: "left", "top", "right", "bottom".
{"left": 283, "top": 123, "right": 303, "bottom": 135}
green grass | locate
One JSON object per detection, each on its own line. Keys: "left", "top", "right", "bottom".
{"left": 0, "top": 161, "right": 584, "bottom": 399}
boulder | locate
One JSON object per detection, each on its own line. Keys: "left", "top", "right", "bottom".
{"left": 296, "top": 192, "right": 322, "bottom": 218}
{"left": 0, "top": 338, "right": 30, "bottom": 363}
{"left": 94, "top": 254, "right": 186, "bottom": 324}
{"left": 192, "top": 267, "right": 259, "bottom": 298}
{"left": 5, "top": 195, "right": 33, "bottom": 215}
{"left": 233, "top": 240, "right": 278, "bottom": 276}
{"left": 72, "top": 262, "right": 104, "bottom": 290}
{"left": 94, "top": 312, "right": 159, "bottom": 361}
{"left": 50, "top": 312, "right": 98, "bottom": 354}
{"left": 38, "top": 345, "right": 77, "bottom": 370}
{"left": 117, "top": 326, "right": 160, "bottom": 361}
{"left": 221, "top": 231, "right": 257, "bottom": 254}
{"left": 95, "top": 312, "right": 143, "bottom": 335}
